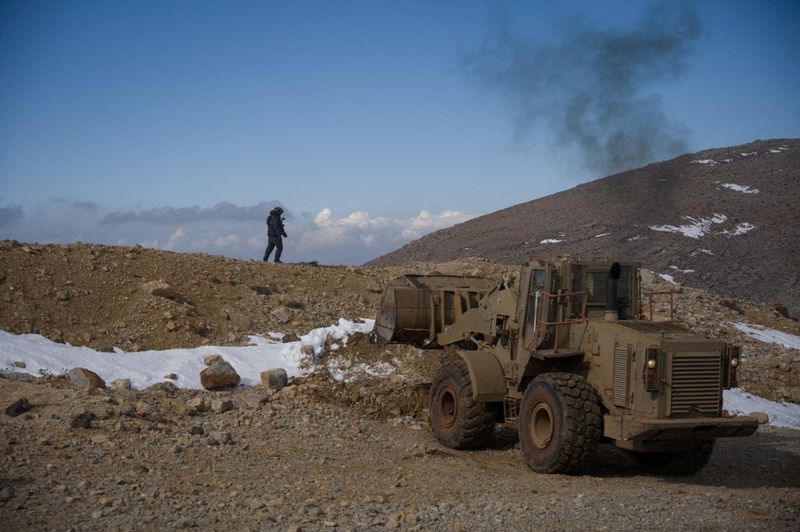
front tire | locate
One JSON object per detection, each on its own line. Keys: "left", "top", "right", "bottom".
{"left": 519, "top": 373, "right": 601, "bottom": 474}
{"left": 428, "top": 361, "right": 496, "bottom": 449}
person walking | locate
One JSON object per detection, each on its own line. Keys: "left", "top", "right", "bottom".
{"left": 263, "top": 206, "right": 288, "bottom": 263}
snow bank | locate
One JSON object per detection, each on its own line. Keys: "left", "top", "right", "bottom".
{"left": 540, "top": 239, "right": 563, "bottom": 244}
{"left": 724, "top": 389, "right": 800, "bottom": 430}
{"left": 734, "top": 323, "right": 800, "bottom": 349}
{"left": 691, "top": 159, "right": 717, "bottom": 165}
{"left": 0, "top": 319, "right": 374, "bottom": 389}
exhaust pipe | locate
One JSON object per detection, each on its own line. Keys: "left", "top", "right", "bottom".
{"left": 605, "top": 262, "right": 622, "bottom": 322}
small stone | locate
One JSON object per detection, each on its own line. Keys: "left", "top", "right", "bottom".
{"left": 11, "top": 361, "right": 25, "bottom": 368}
{"left": 56, "top": 289, "right": 72, "bottom": 301}
{"left": 203, "top": 354, "right": 224, "bottom": 366}
{"left": 166, "top": 321, "right": 177, "bottom": 332}
{"left": 172, "top": 444, "right": 183, "bottom": 454}
{"left": 164, "top": 373, "right": 178, "bottom": 380}
{"left": 209, "top": 431, "right": 232, "bottom": 445}
{"left": 200, "top": 360, "right": 241, "bottom": 390}
{"left": 260, "top": 368, "right": 288, "bottom": 392}
{"left": 68, "top": 368, "right": 106, "bottom": 389}
{"left": 248, "top": 498, "right": 265, "bottom": 510}
{"left": 271, "top": 306, "right": 291, "bottom": 324}
{"left": 70, "top": 412, "right": 93, "bottom": 429}
{"left": 0, "top": 486, "right": 14, "bottom": 502}
{"left": 189, "top": 426, "right": 204, "bottom": 436}
{"left": 5, "top": 398, "right": 32, "bottom": 417}
{"left": 134, "top": 402, "right": 152, "bottom": 416}
{"left": 211, "top": 398, "right": 234, "bottom": 414}
{"left": 281, "top": 332, "right": 300, "bottom": 343}
{"left": 186, "top": 396, "right": 208, "bottom": 412}
{"left": 111, "top": 379, "right": 131, "bottom": 390}
{"left": 301, "top": 344, "right": 315, "bottom": 357}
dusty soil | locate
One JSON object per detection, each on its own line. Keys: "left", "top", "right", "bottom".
{"left": 1, "top": 241, "right": 799, "bottom": 529}
{"left": 2, "top": 374, "right": 799, "bottom": 531}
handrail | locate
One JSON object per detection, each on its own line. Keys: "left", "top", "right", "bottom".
{"left": 526, "top": 290, "right": 589, "bottom": 352}
{"left": 645, "top": 289, "right": 681, "bottom": 321}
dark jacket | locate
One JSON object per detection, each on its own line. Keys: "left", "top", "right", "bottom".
{"left": 267, "top": 208, "right": 287, "bottom": 238}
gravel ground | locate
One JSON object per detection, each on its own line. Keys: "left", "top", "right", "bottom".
{"left": 2, "top": 374, "right": 798, "bottom": 531}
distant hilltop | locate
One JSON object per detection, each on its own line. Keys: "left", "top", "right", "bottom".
{"left": 367, "top": 139, "right": 800, "bottom": 316}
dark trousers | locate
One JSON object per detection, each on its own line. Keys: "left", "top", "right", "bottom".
{"left": 263, "top": 236, "right": 283, "bottom": 262}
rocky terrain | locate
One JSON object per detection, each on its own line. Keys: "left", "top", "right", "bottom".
{"left": 368, "top": 139, "right": 800, "bottom": 317}
{"left": 1, "top": 241, "right": 800, "bottom": 529}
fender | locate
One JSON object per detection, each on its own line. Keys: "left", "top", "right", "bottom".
{"left": 457, "top": 350, "right": 506, "bottom": 403}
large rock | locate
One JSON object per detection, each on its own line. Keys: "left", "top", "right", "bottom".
{"left": 5, "top": 398, "right": 32, "bottom": 417}
{"left": 68, "top": 368, "right": 106, "bottom": 389}
{"left": 260, "top": 368, "right": 288, "bottom": 392}
{"left": 200, "top": 359, "right": 241, "bottom": 390}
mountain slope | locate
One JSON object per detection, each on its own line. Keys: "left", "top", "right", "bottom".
{"left": 368, "top": 139, "right": 800, "bottom": 315}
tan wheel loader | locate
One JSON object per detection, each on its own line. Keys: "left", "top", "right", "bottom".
{"left": 374, "top": 258, "right": 759, "bottom": 475}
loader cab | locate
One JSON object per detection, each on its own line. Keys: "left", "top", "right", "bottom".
{"left": 518, "top": 258, "right": 640, "bottom": 352}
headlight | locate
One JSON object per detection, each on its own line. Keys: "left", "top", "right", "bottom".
{"left": 647, "top": 358, "right": 657, "bottom": 369}
{"left": 730, "top": 357, "right": 739, "bottom": 367}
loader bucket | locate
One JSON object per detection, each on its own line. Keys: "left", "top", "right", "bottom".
{"left": 373, "top": 275, "right": 497, "bottom": 345}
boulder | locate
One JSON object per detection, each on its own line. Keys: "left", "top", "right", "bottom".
{"left": 260, "top": 368, "right": 288, "bottom": 392}
{"left": 200, "top": 359, "right": 241, "bottom": 390}
{"left": 68, "top": 368, "right": 106, "bottom": 389}
{"left": 5, "top": 398, "right": 32, "bottom": 417}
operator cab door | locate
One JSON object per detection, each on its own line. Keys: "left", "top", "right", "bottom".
{"left": 522, "top": 267, "right": 549, "bottom": 351}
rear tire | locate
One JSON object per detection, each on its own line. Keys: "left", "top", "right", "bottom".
{"left": 635, "top": 440, "right": 715, "bottom": 476}
{"left": 428, "top": 361, "right": 496, "bottom": 449}
{"left": 518, "top": 373, "right": 602, "bottom": 474}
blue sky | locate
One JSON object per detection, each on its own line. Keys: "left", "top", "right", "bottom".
{"left": 1, "top": 0, "right": 798, "bottom": 263}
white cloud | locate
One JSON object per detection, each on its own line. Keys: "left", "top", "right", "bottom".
{"left": 164, "top": 226, "right": 189, "bottom": 250}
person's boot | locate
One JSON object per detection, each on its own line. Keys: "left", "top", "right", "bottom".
{"left": 274, "top": 259, "right": 283, "bottom": 263}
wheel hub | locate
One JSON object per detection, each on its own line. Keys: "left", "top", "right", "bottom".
{"left": 531, "top": 402, "right": 554, "bottom": 449}
{"left": 437, "top": 387, "right": 458, "bottom": 428}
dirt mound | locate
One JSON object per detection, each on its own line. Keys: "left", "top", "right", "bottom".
{"left": 1, "top": 240, "right": 798, "bottom": 409}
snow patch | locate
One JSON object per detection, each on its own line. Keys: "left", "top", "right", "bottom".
{"left": 594, "top": 233, "right": 610, "bottom": 238}
{"left": 724, "top": 389, "right": 800, "bottom": 430}
{"left": 720, "top": 183, "right": 759, "bottom": 194}
{"left": 669, "top": 266, "right": 695, "bottom": 274}
{"left": 690, "top": 248, "right": 714, "bottom": 257}
{"left": 658, "top": 274, "right": 677, "bottom": 284}
{"left": 649, "top": 213, "right": 727, "bottom": 239}
{"left": 627, "top": 235, "right": 642, "bottom": 241}
{"left": 719, "top": 223, "right": 755, "bottom": 237}
{"left": 734, "top": 323, "right": 800, "bottom": 349}
{"left": 0, "top": 319, "right": 375, "bottom": 389}
{"left": 740, "top": 151, "right": 757, "bottom": 157}
{"left": 691, "top": 159, "right": 717, "bottom": 165}
{"left": 540, "top": 239, "right": 563, "bottom": 244}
